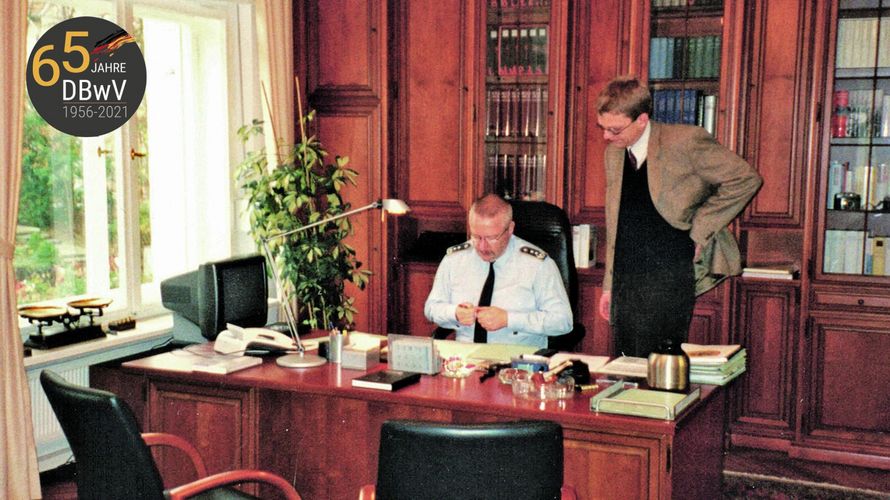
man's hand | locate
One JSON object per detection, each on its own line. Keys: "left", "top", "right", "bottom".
{"left": 694, "top": 243, "right": 703, "bottom": 261}
{"left": 455, "top": 303, "right": 476, "bottom": 326}
{"left": 476, "top": 306, "right": 508, "bottom": 331}
{"left": 598, "top": 291, "right": 611, "bottom": 321}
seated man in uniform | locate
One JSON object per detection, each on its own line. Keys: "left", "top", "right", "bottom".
{"left": 424, "top": 194, "right": 572, "bottom": 348}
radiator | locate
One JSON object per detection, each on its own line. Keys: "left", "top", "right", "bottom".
{"left": 31, "top": 366, "right": 88, "bottom": 471}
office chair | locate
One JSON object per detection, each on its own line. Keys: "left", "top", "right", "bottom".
{"left": 39, "top": 369, "right": 301, "bottom": 500}
{"left": 433, "top": 200, "right": 585, "bottom": 351}
{"left": 358, "top": 419, "right": 577, "bottom": 500}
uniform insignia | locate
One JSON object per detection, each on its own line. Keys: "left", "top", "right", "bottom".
{"left": 446, "top": 242, "right": 471, "bottom": 255}
{"left": 520, "top": 246, "right": 547, "bottom": 260}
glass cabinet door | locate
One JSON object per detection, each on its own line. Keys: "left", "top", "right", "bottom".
{"left": 823, "top": 0, "right": 890, "bottom": 277}
{"left": 484, "top": 0, "right": 559, "bottom": 201}
{"left": 647, "top": 0, "right": 723, "bottom": 137}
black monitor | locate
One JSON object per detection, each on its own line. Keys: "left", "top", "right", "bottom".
{"left": 160, "top": 254, "right": 269, "bottom": 341}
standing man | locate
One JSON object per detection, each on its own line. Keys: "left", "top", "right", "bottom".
{"left": 424, "top": 194, "right": 572, "bottom": 348}
{"left": 596, "top": 76, "right": 762, "bottom": 357}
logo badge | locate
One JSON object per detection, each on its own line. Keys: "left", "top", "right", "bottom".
{"left": 26, "top": 16, "right": 147, "bottom": 137}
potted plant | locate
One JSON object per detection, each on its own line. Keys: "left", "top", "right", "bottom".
{"left": 236, "top": 108, "right": 371, "bottom": 331}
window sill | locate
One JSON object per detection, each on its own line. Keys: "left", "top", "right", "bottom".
{"left": 24, "top": 314, "right": 174, "bottom": 370}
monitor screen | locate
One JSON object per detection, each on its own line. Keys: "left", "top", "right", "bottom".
{"left": 160, "top": 254, "right": 268, "bottom": 340}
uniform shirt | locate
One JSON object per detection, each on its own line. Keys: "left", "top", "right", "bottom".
{"left": 424, "top": 235, "right": 572, "bottom": 348}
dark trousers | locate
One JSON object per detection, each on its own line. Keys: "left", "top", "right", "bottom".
{"left": 612, "top": 264, "right": 695, "bottom": 358}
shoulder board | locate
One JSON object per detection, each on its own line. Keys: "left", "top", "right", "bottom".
{"left": 520, "top": 246, "right": 547, "bottom": 260}
{"left": 446, "top": 242, "right": 471, "bottom": 255}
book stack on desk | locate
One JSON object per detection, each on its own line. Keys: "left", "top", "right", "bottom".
{"left": 682, "top": 343, "right": 746, "bottom": 386}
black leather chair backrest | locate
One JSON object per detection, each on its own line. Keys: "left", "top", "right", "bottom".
{"left": 509, "top": 200, "right": 584, "bottom": 350}
{"left": 375, "top": 419, "right": 564, "bottom": 500}
{"left": 508, "top": 200, "right": 578, "bottom": 309}
{"left": 40, "top": 370, "right": 167, "bottom": 500}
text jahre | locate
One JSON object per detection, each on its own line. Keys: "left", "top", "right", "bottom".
{"left": 91, "top": 62, "right": 127, "bottom": 73}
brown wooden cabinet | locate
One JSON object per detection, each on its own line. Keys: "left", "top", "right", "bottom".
{"left": 798, "top": 312, "right": 890, "bottom": 468}
{"left": 730, "top": 280, "right": 800, "bottom": 450}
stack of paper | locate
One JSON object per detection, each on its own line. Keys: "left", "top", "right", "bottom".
{"left": 682, "top": 343, "right": 746, "bottom": 386}
{"left": 741, "top": 262, "right": 799, "bottom": 280}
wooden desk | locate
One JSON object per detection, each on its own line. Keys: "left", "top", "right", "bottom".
{"left": 92, "top": 351, "right": 726, "bottom": 500}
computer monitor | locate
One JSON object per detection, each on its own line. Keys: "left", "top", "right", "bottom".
{"left": 160, "top": 254, "right": 269, "bottom": 341}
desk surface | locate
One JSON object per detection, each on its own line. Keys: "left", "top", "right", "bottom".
{"left": 123, "top": 348, "right": 717, "bottom": 436}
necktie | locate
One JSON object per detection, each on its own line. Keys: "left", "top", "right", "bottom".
{"left": 627, "top": 149, "right": 638, "bottom": 170}
{"left": 473, "top": 262, "right": 495, "bottom": 343}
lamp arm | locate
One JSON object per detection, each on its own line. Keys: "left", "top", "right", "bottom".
{"left": 261, "top": 201, "right": 381, "bottom": 243}
{"left": 260, "top": 200, "right": 382, "bottom": 350}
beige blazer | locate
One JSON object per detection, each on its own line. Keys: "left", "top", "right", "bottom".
{"left": 602, "top": 122, "right": 762, "bottom": 297}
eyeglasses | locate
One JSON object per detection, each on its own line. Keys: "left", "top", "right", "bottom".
{"left": 597, "top": 117, "right": 636, "bottom": 136}
{"left": 470, "top": 226, "right": 510, "bottom": 245}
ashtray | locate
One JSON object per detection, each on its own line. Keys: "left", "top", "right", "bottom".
{"left": 511, "top": 371, "right": 575, "bottom": 400}
{"left": 442, "top": 356, "right": 475, "bottom": 378}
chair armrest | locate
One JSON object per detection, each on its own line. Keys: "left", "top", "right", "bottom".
{"left": 561, "top": 485, "right": 578, "bottom": 500}
{"left": 167, "top": 469, "right": 301, "bottom": 500}
{"left": 142, "top": 432, "right": 207, "bottom": 477}
{"left": 358, "top": 484, "right": 376, "bottom": 500}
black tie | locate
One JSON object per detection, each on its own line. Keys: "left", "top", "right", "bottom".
{"left": 627, "top": 149, "right": 638, "bottom": 170}
{"left": 474, "top": 262, "right": 495, "bottom": 343}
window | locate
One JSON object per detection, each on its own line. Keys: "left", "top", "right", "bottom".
{"left": 17, "top": 0, "right": 260, "bottom": 325}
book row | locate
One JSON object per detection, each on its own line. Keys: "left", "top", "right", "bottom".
{"left": 831, "top": 89, "right": 890, "bottom": 139}
{"left": 652, "top": 0, "right": 722, "bottom": 7}
{"left": 487, "top": 0, "right": 551, "bottom": 8}
{"left": 827, "top": 161, "right": 890, "bottom": 210}
{"left": 824, "top": 230, "right": 890, "bottom": 275}
{"left": 485, "top": 86, "right": 548, "bottom": 138}
{"left": 836, "top": 17, "right": 890, "bottom": 69}
{"left": 648, "top": 36, "right": 721, "bottom": 80}
{"left": 651, "top": 89, "right": 717, "bottom": 135}
{"left": 487, "top": 26, "right": 548, "bottom": 77}
{"left": 488, "top": 153, "right": 546, "bottom": 201}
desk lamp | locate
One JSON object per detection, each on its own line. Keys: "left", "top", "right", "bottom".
{"left": 262, "top": 198, "right": 410, "bottom": 368}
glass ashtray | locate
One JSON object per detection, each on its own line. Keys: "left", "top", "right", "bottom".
{"left": 442, "top": 356, "right": 475, "bottom": 378}
{"left": 511, "top": 371, "right": 575, "bottom": 400}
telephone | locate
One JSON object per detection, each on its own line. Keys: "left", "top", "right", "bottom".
{"left": 214, "top": 323, "right": 297, "bottom": 355}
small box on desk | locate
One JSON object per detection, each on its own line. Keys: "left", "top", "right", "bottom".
{"left": 341, "top": 345, "right": 381, "bottom": 370}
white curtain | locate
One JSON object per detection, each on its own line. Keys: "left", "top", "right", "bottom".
{"left": 1, "top": 2, "right": 42, "bottom": 498}
{"left": 256, "top": 0, "right": 296, "bottom": 155}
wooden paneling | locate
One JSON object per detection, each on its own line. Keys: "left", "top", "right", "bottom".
{"left": 568, "top": 0, "right": 645, "bottom": 219}
{"left": 390, "top": 0, "right": 476, "bottom": 218}
{"left": 305, "top": 0, "right": 388, "bottom": 333}
{"left": 730, "top": 281, "right": 799, "bottom": 448}
{"left": 398, "top": 262, "right": 437, "bottom": 336}
{"left": 148, "top": 381, "right": 256, "bottom": 490}
{"left": 578, "top": 276, "right": 611, "bottom": 356}
{"left": 313, "top": 0, "right": 375, "bottom": 88}
{"left": 797, "top": 314, "right": 890, "bottom": 468}
{"left": 317, "top": 115, "right": 384, "bottom": 332}
{"left": 739, "top": 0, "right": 813, "bottom": 227}
{"left": 564, "top": 433, "right": 658, "bottom": 499}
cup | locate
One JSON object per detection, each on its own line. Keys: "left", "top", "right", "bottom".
{"left": 328, "top": 330, "right": 347, "bottom": 363}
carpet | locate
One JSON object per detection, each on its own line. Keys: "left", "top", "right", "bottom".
{"left": 723, "top": 471, "right": 890, "bottom": 499}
